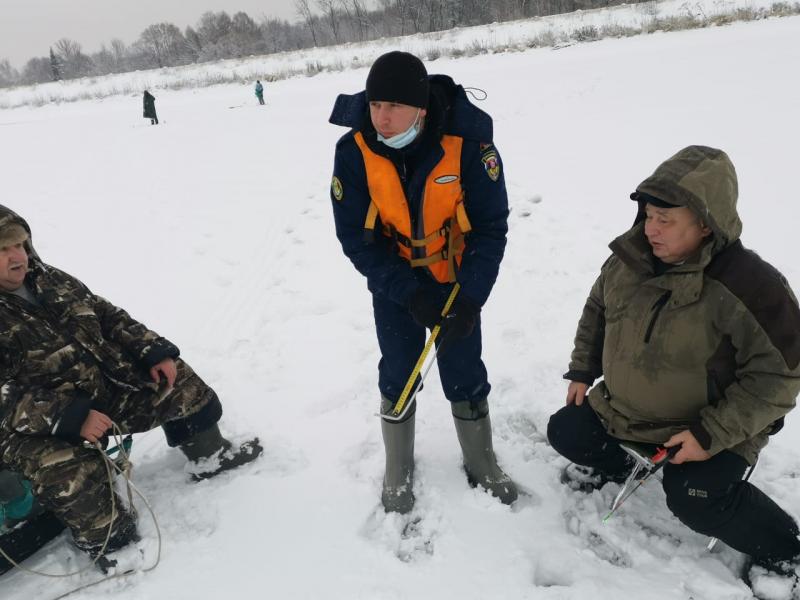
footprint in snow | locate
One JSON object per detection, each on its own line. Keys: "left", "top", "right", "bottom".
{"left": 253, "top": 436, "right": 309, "bottom": 477}
{"left": 360, "top": 506, "right": 437, "bottom": 563}
{"left": 500, "top": 412, "right": 548, "bottom": 445}
{"left": 340, "top": 437, "right": 381, "bottom": 482}
{"left": 563, "top": 506, "right": 632, "bottom": 568}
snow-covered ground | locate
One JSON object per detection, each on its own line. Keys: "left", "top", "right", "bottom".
{"left": 1, "top": 11, "right": 800, "bottom": 600}
{"left": 0, "top": 0, "right": 789, "bottom": 108}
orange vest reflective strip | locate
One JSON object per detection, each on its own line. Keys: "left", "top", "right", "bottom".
{"left": 354, "top": 132, "right": 472, "bottom": 283}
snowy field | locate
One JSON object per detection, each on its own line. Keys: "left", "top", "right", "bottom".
{"left": 1, "top": 12, "right": 800, "bottom": 600}
{"left": 0, "top": 0, "right": 788, "bottom": 108}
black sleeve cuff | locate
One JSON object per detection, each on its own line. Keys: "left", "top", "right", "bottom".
{"left": 141, "top": 340, "right": 180, "bottom": 368}
{"left": 690, "top": 421, "right": 713, "bottom": 451}
{"left": 768, "top": 416, "right": 785, "bottom": 436}
{"left": 563, "top": 370, "right": 596, "bottom": 386}
{"left": 53, "top": 392, "right": 93, "bottom": 443}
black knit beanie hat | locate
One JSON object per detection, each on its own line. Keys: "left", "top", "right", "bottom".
{"left": 366, "top": 51, "right": 429, "bottom": 109}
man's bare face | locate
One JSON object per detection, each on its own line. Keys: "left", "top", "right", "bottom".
{"left": 369, "top": 101, "right": 425, "bottom": 139}
{"left": 0, "top": 237, "right": 29, "bottom": 291}
{"left": 644, "top": 204, "right": 712, "bottom": 264}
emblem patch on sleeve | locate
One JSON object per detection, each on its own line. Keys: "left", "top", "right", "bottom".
{"left": 481, "top": 150, "right": 500, "bottom": 182}
{"left": 331, "top": 176, "right": 344, "bottom": 201}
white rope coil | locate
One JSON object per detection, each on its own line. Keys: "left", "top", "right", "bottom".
{"left": 0, "top": 422, "right": 161, "bottom": 598}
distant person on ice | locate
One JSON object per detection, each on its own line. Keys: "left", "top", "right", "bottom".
{"left": 143, "top": 90, "right": 158, "bottom": 125}
{"left": 549, "top": 146, "right": 800, "bottom": 584}
{"left": 328, "top": 51, "right": 517, "bottom": 514}
{"left": 0, "top": 205, "right": 262, "bottom": 570}
{"left": 255, "top": 80, "right": 264, "bottom": 105}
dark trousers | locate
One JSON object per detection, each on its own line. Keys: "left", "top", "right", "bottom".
{"left": 548, "top": 401, "right": 800, "bottom": 563}
{"left": 1, "top": 359, "right": 221, "bottom": 549}
{"left": 372, "top": 288, "right": 490, "bottom": 404}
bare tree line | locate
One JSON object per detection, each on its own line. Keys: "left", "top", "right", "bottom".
{"left": 0, "top": 0, "right": 641, "bottom": 89}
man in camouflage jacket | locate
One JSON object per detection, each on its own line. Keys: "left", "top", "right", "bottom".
{"left": 0, "top": 205, "right": 261, "bottom": 560}
{"left": 548, "top": 146, "right": 800, "bottom": 571}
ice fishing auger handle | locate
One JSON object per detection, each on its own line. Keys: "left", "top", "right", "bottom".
{"left": 651, "top": 444, "right": 681, "bottom": 469}
{"left": 603, "top": 444, "right": 681, "bottom": 522}
{"left": 385, "top": 283, "right": 460, "bottom": 421}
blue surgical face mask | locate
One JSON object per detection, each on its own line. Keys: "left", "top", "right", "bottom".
{"left": 377, "top": 109, "right": 422, "bottom": 149}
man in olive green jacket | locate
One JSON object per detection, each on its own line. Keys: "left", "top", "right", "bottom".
{"left": 548, "top": 146, "right": 800, "bottom": 573}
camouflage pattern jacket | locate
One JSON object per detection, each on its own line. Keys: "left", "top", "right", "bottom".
{"left": 0, "top": 207, "right": 179, "bottom": 444}
{"left": 566, "top": 146, "right": 800, "bottom": 464}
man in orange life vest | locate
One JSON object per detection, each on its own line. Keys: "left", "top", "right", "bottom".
{"left": 329, "top": 51, "right": 517, "bottom": 513}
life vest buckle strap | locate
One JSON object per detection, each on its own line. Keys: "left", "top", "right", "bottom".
{"left": 384, "top": 224, "right": 412, "bottom": 248}
{"left": 362, "top": 201, "right": 380, "bottom": 243}
{"left": 409, "top": 250, "right": 447, "bottom": 269}
{"left": 455, "top": 201, "right": 472, "bottom": 234}
{"left": 385, "top": 226, "right": 448, "bottom": 249}
{"left": 438, "top": 221, "right": 451, "bottom": 240}
{"left": 414, "top": 227, "right": 446, "bottom": 247}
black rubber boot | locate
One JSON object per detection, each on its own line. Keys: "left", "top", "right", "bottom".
{"left": 380, "top": 397, "right": 415, "bottom": 514}
{"left": 179, "top": 424, "right": 263, "bottom": 481}
{"left": 88, "top": 512, "right": 143, "bottom": 575}
{"left": 77, "top": 507, "right": 140, "bottom": 573}
{"left": 452, "top": 398, "right": 518, "bottom": 505}
{"left": 743, "top": 555, "right": 800, "bottom": 599}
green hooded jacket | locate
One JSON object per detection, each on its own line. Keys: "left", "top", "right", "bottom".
{"left": 566, "top": 146, "right": 800, "bottom": 464}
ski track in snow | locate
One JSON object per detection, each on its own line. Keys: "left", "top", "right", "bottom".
{"left": 2, "top": 12, "right": 800, "bottom": 600}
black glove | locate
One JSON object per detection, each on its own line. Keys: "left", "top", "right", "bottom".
{"left": 439, "top": 296, "right": 479, "bottom": 349}
{"left": 408, "top": 287, "right": 444, "bottom": 330}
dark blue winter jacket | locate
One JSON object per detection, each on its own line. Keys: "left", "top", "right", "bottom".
{"left": 328, "top": 75, "right": 509, "bottom": 308}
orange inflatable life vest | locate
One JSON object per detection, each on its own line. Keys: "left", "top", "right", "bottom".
{"left": 354, "top": 132, "right": 472, "bottom": 283}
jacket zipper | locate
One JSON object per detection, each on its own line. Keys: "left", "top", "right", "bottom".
{"left": 644, "top": 291, "right": 671, "bottom": 343}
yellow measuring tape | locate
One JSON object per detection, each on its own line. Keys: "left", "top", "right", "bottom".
{"left": 388, "top": 283, "right": 460, "bottom": 419}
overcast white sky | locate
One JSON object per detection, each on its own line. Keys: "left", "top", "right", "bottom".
{"left": 0, "top": 0, "right": 298, "bottom": 69}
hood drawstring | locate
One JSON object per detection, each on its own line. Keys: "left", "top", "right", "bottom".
{"left": 464, "top": 87, "right": 487, "bottom": 101}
